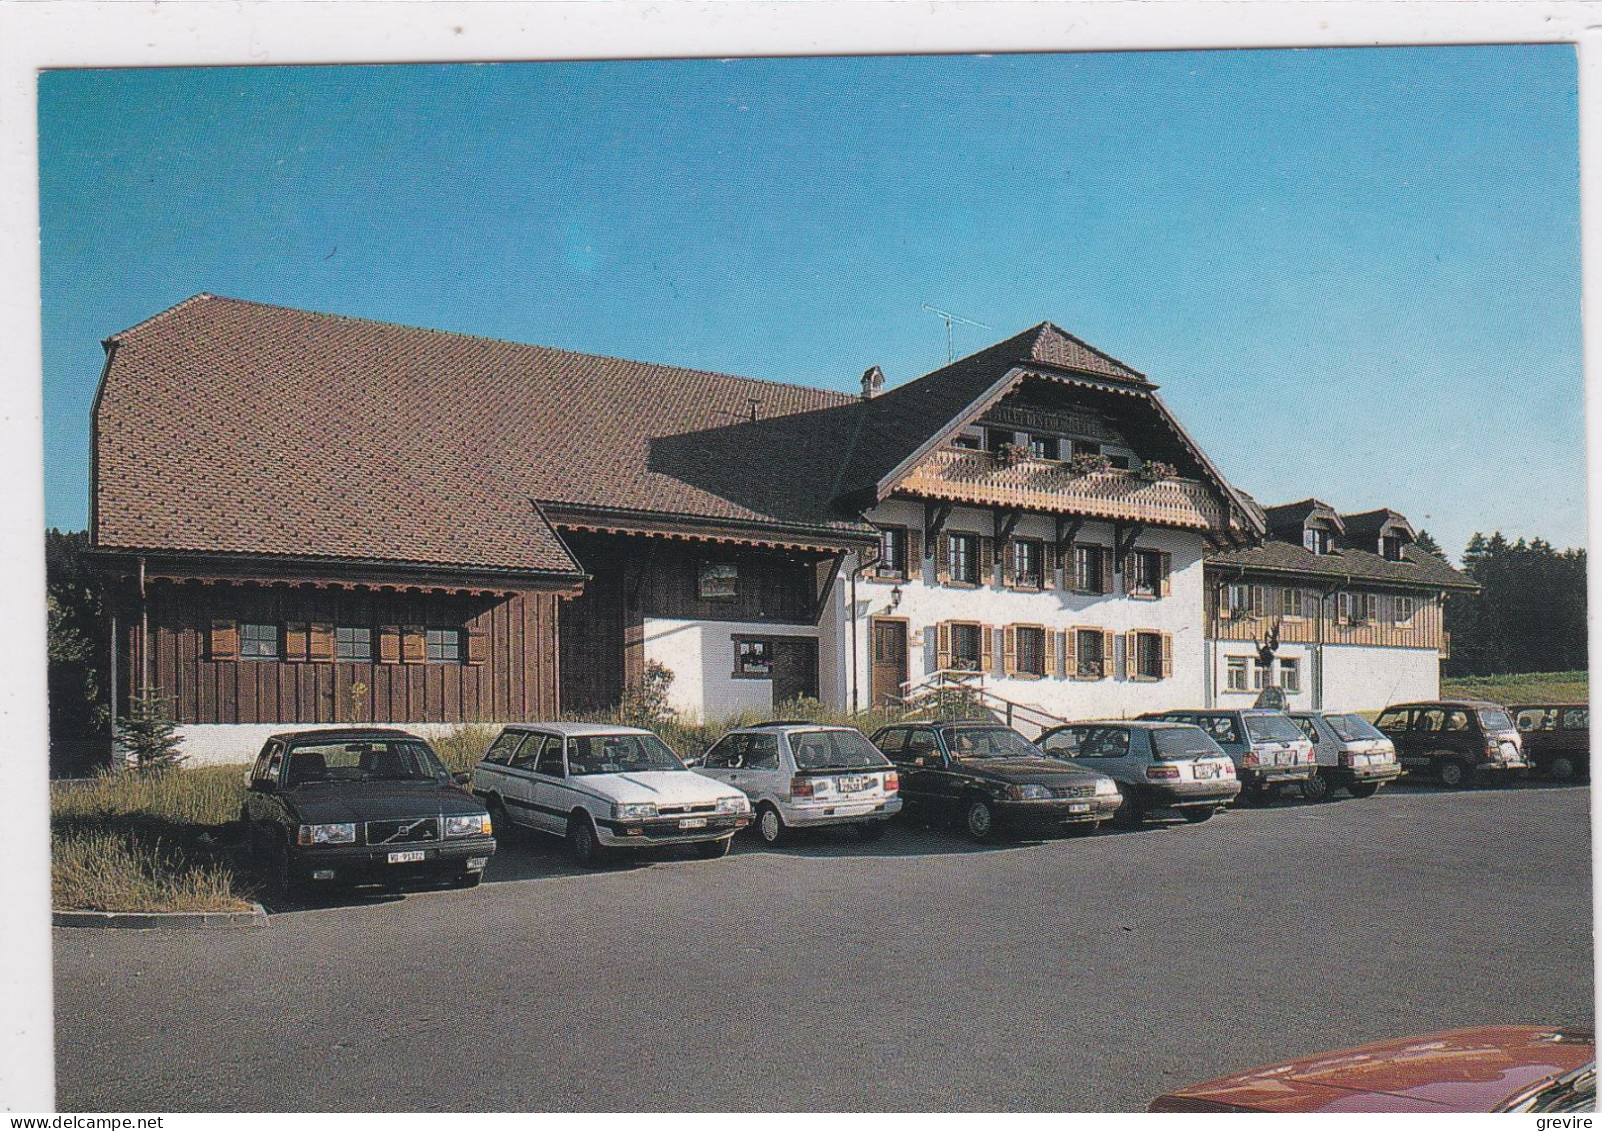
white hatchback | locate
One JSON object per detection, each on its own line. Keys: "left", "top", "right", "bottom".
{"left": 471, "top": 722, "right": 751, "bottom": 865}
{"left": 695, "top": 723, "right": 902, "bottom": 845}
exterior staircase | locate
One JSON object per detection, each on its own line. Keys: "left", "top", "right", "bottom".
{"left": 890, "top": 669, "right": 1070, "bottom": 740}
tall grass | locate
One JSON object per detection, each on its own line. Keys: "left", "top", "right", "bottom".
{"left": 1442, "top": 670, "right": 1589, "bottom": 706}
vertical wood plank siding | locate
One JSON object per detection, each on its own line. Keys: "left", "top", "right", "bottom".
{"left": 1205, "top": 583, "right": 1444, "bottom": 649}
{"left": 134, "top": 584, "right": 559, "bottom": 725}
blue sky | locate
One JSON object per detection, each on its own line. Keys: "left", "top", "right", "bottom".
{"left": 38, "top": 47, "right": 1582, "bottom": 559}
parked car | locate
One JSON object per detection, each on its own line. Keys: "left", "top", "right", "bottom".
{"left": 1036, "top": 720, "right": 1240, "bottom": 826}
{"left": 694, "top": 722, "right": 901, "bottom": 845}
{"left": 241, "top": 727, "right": 496, "bottom": 895}
{"left": 1139, "top": 709, "right": 1315, "bottom": 803}
{"left": 1373, "top": 700, "right": 1527, "bottom": 787}
{"left": 869, "top": 720, "right": 1121, "bottom": 841}
{"left": 1149, "top": 1026, "right": 1595, "bottom": 1113}
{"left": 470, "top": 722, "right": 751, "bottom": 865}
{"left": 1288, "top": 711, "right": 1402, "bottom": 800}
{"left": 1511, "top": 703, "right": 1590, "bottom": 782}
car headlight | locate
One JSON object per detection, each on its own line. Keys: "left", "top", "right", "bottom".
{"left": 613, "top": 802, "right": 658, "bottom": 821}
{"left": 1010, "top": 783, "right": 1051, "bottom": 800}
{"left": 297, "top": 822, "right": 356, "bottom": 846}
{"left": 1094, "top": 777, "right": 1119, "bottom": 796}
{"left": 445, "top": 814, "right": 492, "bottom": 838}
{"left": 715, "top": 795, "right": 750, "bottom": 814}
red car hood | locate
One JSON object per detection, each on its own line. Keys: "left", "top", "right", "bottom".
{"left": 1150, "top": 1026, "right": 1595, "bottom": 1113}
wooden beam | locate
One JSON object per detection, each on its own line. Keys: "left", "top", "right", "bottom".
{"left": 1115, "top": 523, "right": 1146, "bottom": 559}
{"left": 1055, "top": 516, "right": 1085, "bottom": 553}
{"left": 993, "top": 507, "right": 1022, "bottom": 546}
{"left": 924, "top": 500, "right": 953, "bottom": 556}
{"left": 810, "top": 554, "right": 845, "bottom": 624}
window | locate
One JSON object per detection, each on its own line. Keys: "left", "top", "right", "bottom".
{"left": 335, "top": 626, "right": 372, "bottom": 662}
{"left": 873, "top": 728, "right": 906, "bottom": 755}
{"left": 534, "top": 737, "right": 566, "bottom": 777}
{"left": 1304, "top": 527, "right": 1332, "bottom": 555}
{"left": 240, "top": 623, "right": 278, "bottom": 660}
{"left": 1029, "top": 434, "right": 1060, "bottom": 460}
{"left": 1282, "top": 588, "right": 1305, "bottom": 619}
{"left": 987, "top": 429, "right": 1015, "bottom": 456}
{"left": 1252, "top": 657, "right": 1271, "bottom": 691}
{"left": 483, "top": 731, "right": 525, "bottom": 766}
{"left": 1073, "top": 544, "right": 1107, "bottom": 594}
{"left": 425, "top": 628, "right": 461, "bottom": 663}
{"left": 1226, "top": 656, "right": 1249, "bottom": 692}
{"left": 743, "top": 734, "right": 780, "bottom": 770}
{"left": 698, "top": 563, "right": 739, "bottom": 600}
{"left": 877, "top": 527, "right": 908, "bottom": 580}
{"left": 1133, "top": 631, "right": 1166, "bottom": 680}
{"left": 1072, "top": 440, "right": 1102, "bottom": 458}
{"left": 1015, "top": 626, "right": 1046, "bottom": 677}
{"left": 950, "top": 623, "right": 984, "bottom": 671}
{"left": 949, "top": 533, "right": 980, "bottom": 585}
{"left": 1226, "top": 584, "right": 1263, "bottom": 619}
{"left": 951, "top": 433, "right": 982, "bottom": 451}
{"left": 1375, "top": 708, "right": 1410, "bottom": 732}
{"left": 1076, "top": 629, "right": 1106, "bottom": 679}
{"left": 1394, "top": 596, "right": 1415, "bottom": 625}
{"left": 1129, "top": 549, "right": 1164, "bottom": 598}
{"left": 1071, "top": 725, "right": 1130, "bottom": 759}
{"left": 1562, "top": 707, "right": 1590, "bottom": 730}
{"left": 1106, "top": 454, "right": 1132, "bottom": 471}
{"left": 1279, "top": 657, "right": 1300, "bottom": 694}
{"left": 734, "top": 637, "right": 773, "bottom": 678}
{"left": 1382, "top": 534, "right": 1407, "bottom": 561}
{"left": 1010, "top": 539, "right": 1044, "bottom": 589}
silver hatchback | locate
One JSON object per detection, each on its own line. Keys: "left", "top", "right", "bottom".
{"left": 1288, "top": 711, "right": 1401, "bottom": 801}
{"left": 1037, "top": 721, "right": 1241, "bottom": 826}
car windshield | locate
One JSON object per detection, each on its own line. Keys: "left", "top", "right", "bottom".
{"left": 1243, "top": 714, "right": 1307, "bottom": 743}
{"left": 567, "top": 734, "right": 684, "bottom": 775}
{"left": 1479, "top": 708, "right": 1516, "bottom": 732}
{"left": 790, "top": 730, "right": 888, "bottom": 770}
{"left": 1151, "top": 726, "right": 1226, "bottom": 761}
{"left": 283, "top": 739, "right": 447, "bottom": 786}
{"left": 1327, "top": 714, "right": 1385, "bottom": 742}
{"left": 942, "top": 726, "right": 1039, "bottom": 759}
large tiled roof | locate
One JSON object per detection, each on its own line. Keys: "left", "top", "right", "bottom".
{"left": 1208, "top": 539, "right": 1476, "bottom": 591}
{"left": 93, "top": 295, "right": 864, "bottom": 573}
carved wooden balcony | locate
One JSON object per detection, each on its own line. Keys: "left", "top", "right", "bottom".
{"left": 900, "top": 447, "right": 1226, "bottom": 530}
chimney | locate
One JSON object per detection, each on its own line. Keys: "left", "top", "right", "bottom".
{"left": 860, "top": 365, "right": 885, "bottom": 401}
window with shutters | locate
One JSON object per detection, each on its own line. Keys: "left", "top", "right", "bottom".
{"left": 1073, "top": 544, "right": 1107, "bottom": 594}
{"left": 1075, "top": 629, "right": 1106, "bottom": 679}
{"left": 1129, "top": 549, "right": 1164, "bottom": 598}
{"left": 335, "top": 626, "right": 373, "bottom": 662}
{"left": 425, "top": 628, "right": 462, "bottom": 663}
{"left": 1010, "top": 539, "right": 1044, "bottom": 589}
{"left": 1014, "top": 626, "right": 1046, "bottom": 678}
{"left": 1279, "top": 657, "right": 1301, "bottom": 693}
{"left": 240, "top": 623, "right": 278, "bottom": 660}
{"left": 876, "top": 527, "right": 909, "bottom": 581}
{"left": 1028, "top": 434, "right": 1059, "bottom": 460}
{"left": 949, "top": 533, "right": 980, "bottom": 586}
{"left": 1226, "top": 584, "right": 1262, "bottom": 619}
{"left": 1133, "top": 632, "right": 1166, "bottom": 680}
{"left": 1304, "top": 527, "right": 1333, "bottom": 555}
{"left": 1394, "top": 596, "right": 1415, "bottom": 626}
{"left": 950, "top": 623, "right": 984, "bottom": 671}
{"left": 1382, "top": 534, "right": 1407, "bottom": 561}
{"left": 1226, "top": 656, "right": 1249, "bottom": 692}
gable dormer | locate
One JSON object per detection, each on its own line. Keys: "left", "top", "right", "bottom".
{"left": 1341, "top": 508, "right": 1417, "bottom": 561}
{"left": 1262, "top": 499, "right": 1344, "bottom": 555}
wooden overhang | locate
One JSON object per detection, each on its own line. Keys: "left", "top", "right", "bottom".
{"left": 539, "top": 501, "right": 876, "bottom": 555}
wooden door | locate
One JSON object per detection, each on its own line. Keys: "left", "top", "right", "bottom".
{"left": 870, "top": 618, "right": 908, "bottom": 707}
{"left": 771, "top": 638, "right": 819, "bottom": 707}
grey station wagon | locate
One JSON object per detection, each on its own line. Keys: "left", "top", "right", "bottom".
{"left": 1037, "top": 721, "right": 1241, "bottom": 826}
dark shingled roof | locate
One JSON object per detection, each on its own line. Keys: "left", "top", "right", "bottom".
{"left": 1209, "top": 537, "right": 1476, "bottom": 591}
{"left": 1340, "top": 508, "right": 1414, "bottom": 542}
{"left": 1262, "top": 498, "right": 1344, "bottom": 535}
{"left": 93, "top": 295, "right": 866, "bottom": 573}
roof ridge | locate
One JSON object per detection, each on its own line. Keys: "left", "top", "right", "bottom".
{"left": 103, "top": 292, "right": 217, "bottom": 342}
{"left": 115, "top": 293, "right": 859, "bottom": 408}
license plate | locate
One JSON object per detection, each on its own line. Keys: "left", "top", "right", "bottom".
{"left": 388, "top": 850, "right": 426, "bottom": 864}
{"left": 837, "top": 776, "right": 869, "bottom": 792}
{"left": 1067, "top": 802, "right": 1090, "bottom": 813}
{"left": 1195, "top": 764, "right": 1219, "bottom": 779}
{"left": 1402, "top": 756, "right": 1429, "bottom": 766}
{"left": 679, "top": 817, "right": 708, "bottom": 829}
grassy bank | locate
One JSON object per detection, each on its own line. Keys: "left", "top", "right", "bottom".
{"left": 1442, "top": 670, "right": 1588, "bottom": 706}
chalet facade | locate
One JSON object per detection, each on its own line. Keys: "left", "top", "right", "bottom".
{"left": 88, "top": 295, "right": 1470, "bottom": 761}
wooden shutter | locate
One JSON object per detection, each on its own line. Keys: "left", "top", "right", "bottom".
{"left": 1251, "top": 585, "right": 1265, "bottom": 617}
{"left": 1101, "top": 630, "right": 1115, "bottom": 680}
{"left": 1336, "top": 592, "right": 1351, "bottom": 625}
{"left": 1159, "top": 553, "right": 1172, "bottom": 597}
{"left": 1125, "top": 630, "right": 1139, "bottom": 680}
{"left": 905, "top": 526, "right": 922, "bottom": 575}
{"left": 1099, "top": 547, "right": 1116, "bottom": 594}
{"left": 309, "top": 623, "right": 335, "bottom": 663}
{"left": 1044, "top": 629, "right": 1058, "bottom": 678}
{"left": 1002, "top": 625, "right": 1017, "bottom": 676}
{"left": 402, "top": 626, "right": 427, "bottom": 664}
{"left": 1161, "top": 633, "right": 1173, "bottom": 679}
{"left": 936, "top": 621, "right": 952, "bottom": 670}
{"left": 981, "top": 626, "right": 995, "bottom": 673}
{"left": 936, "top": 534, "right": 951, "bottom": 584}
{"left": 979, "top": 537, "right": 996, "bottom": 586}
{"left": 209, "top": 619, "right": 238, "bottom": 661}
{"left": 1000, "top": 540, "right": 1016, "bottom": 588}
{"left": 378, "top": 625, "right": 402, "bottom": 664}
{"left": 466, "top": 627, "right": 489, "bottom": 666}
{"left": 284, "top": 622, "right": 310, "bottom": 663}
{"left": 1061, "top": 629, "right": 1076, "bottom": 678}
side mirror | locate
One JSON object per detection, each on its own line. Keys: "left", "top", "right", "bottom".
{"left": 452, "top": 770, "right": 471, "bottom": 786}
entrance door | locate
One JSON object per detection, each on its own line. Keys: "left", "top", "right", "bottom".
{"left": 771, "top": 638, "right": 819, "bottom": 706}
{"left": 870, "top": 618, "right": 908, "bottom": 707}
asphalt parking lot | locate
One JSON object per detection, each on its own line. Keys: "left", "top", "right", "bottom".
{"left": 55, "top": 779, "right": 1592, "bottom": 1112}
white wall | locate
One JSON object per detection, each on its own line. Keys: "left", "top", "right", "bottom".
{"left": 171, "top": 721, "right": 501, "bottom": 766}
{"left": 1207, "top": 640, "right": 1441, "bottom": 714}
{"left": 838, "top": 499, "right": 1211, "bottom": 722}
{"left": 642, "top": 617, "right": 821, "bottom": 722}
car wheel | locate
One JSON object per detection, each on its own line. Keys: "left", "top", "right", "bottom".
{"left": 1181, "top": 806, "right": 1215, "bottom": 824}
{"left": 1549, "top": 756, "right": 1578, "bottom": 782}
{"left": 756, "top": 804, "right": 786, "bottom": 847}
{"left": 272, "top": 837, "right": 302, "bottom": 901}
{"left": 1438, "top": 758, "right": 1471, "bottom": 788}
{"left": 695, "top": 836, "right": 733, "bottom": 859}
{"left": 1347, "top": 781, "right": 1381, "bottom": 799}
{"left": 1300, "top": 771, "right": 1330, "bottom": 802}
{"left": 1111, "top": 790, "right": 1144, "bottom": 829}
{"left": 486, "top": 795, "right": 513, "bottom": 839}
{"left": 568, "top": 813, "right": 607, "bottom": 867}
{"left": 856, "top": 821, "right": 886, "bottom": 841}
{"left": 964, "top": 796, "right": 997, "bottom": 843}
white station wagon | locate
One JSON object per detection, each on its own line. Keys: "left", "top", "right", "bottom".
{"left": 471, "top": 723, "right": 752, "bottom": 865}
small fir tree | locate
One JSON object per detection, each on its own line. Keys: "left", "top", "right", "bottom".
{"left": 120, "top": 690, "right": 186, "bottom": 773}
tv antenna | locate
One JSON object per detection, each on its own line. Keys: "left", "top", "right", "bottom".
{"left": 921, "top": 303, "right": 991, "bottom": 363}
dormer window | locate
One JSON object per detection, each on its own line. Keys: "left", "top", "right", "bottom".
{"left": 1381, "top": 534, "right": 1407, "bottom": 561}
{"left": 1304, "top": 527, "right": 1333, "bottom": 555}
